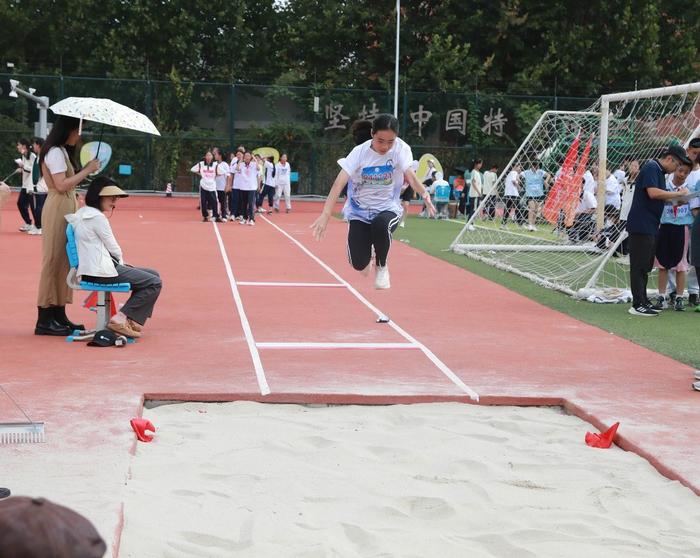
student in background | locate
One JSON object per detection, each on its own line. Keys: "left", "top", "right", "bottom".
{"left": 190, "top": 150, "right": 221, "bottom": 222}
{"left": 28, "top": 137, "right": 48, "bottom": 236}
{"left": 213, "top": 147, "right": 231, "bottom": 221}
{"left": 229, "top": 149, "right": 244, "bottom": 221}
{"left": 16, "top": 138, "right": 37, "bottom": 233}
{"left": 521, "top": 161, "right": 549, "bottom": 232}
{"left": 500, "top": 164, "right": 522, "bottom": 228}
{"left": 466, "top": 159, "right": 483, "bottom": 230}
{"left": 274, "top": 153, "right": 292, "bottom": 213}
{"left": 258, "top": 156, "right": 276, "bottom": 214}
{"left": 482, "top": 164, "right": 498, "bottom": 219}
{"left": 235, "top": 151, "right": 260, "bottom": 225}
{"left": 654, "top": 159, "right": 694, "bottom": 311}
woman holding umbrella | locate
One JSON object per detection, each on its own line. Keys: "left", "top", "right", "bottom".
{"left": 35, "top": 115, "right": 100, "bottom": 335}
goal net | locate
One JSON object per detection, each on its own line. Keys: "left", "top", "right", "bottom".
{"left": 450, "top": 83, "right": 700, "bottom": 300}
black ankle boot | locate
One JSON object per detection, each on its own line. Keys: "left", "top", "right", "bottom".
{"left": 52, "top": 306, "right": 85, "bottom": 331}
{"left": 35, "top": 307, "right": 72, "bottom": 336}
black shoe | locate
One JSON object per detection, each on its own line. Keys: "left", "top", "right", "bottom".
{"left": 647, "top": 298, "right": 665, "bottom": 311}
{"left": 668, "top": 291, "right": 677, "bottom": 304}
{"left": 34, "top": 307, "right": 72, "bottom": 336}
{"left": 52, "top": 306, "right": 85, "bottom": 331}
{"left": 628, "top": 305, "right": 659, "bottom": 317}
{"left": 689, "top": 293, "right": 699, "bottom": 306}
{"left": 674, "top": 296, "right": 685, "bottom": 311}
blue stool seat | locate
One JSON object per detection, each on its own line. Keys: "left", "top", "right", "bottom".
{"left": 79, "top": 281, "right": 131, "bottom": 292}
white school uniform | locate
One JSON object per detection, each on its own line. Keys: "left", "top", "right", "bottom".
{"left": 274, "top": 162, "right": 292, "bottom": 210}
{"left": 605, "top": 175, "right": 622, "bottom": 209}
{"left": 235, "top": 161, "right": 260, "bottom": 191}
{"left": 504, "top": 170, "right": 520, "bottom": 197}
{"left": 264, "top": 160, "right": 275, "bottom": 187}
{"left": 215, "top": 161, "right": 230, "bottom": 191}
{"left": 338, "top": 137, "right": 413, "bottom": 223}
{"left": 190, "top": 162, "right": 217, "bottom": 191}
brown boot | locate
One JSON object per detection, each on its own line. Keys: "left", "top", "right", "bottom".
{"left": 107, "top": 320, "right": 141, "bottom": 338}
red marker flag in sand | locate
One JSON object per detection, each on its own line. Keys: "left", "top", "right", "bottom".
{"left": 130, "top": 418, "right": 156, "bottom": 442}
{"left": 585, "top": 422, "right": 619, "bottom": 448}
{"left": 83, "top": 291, "right": 117, "bottom": 317}
{"left": 564, "top": 135, "right": 593, "bottom": 228}
{"left": 542, "top": 135, "right": 580, "bottom": 225}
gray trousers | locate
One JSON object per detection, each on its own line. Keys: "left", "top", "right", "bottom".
{"left": 83, "top": 265, "right": 162, "bottom": 325}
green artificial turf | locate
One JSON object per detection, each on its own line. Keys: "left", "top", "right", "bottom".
{"left": 394, "top": 216, "right": 700, "bottom": 369}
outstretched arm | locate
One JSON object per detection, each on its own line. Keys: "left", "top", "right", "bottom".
{"left": 310, "top": 169, "right": 350, "bottom": 241}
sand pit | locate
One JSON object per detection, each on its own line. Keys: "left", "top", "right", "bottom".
{"left": 119, "top": 402, "right": 700, "bottom": 557}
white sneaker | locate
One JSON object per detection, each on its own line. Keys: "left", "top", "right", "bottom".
{"left": 467, "top": 224, "right": 476, "bottom": 231}
{"left": 28, "top": 227, "right": 42, "bottom": 235}
{"left": 248, "top": 220, "right": 255, "bottom": 226}
{"left": 240, "top": 219, "right": 248, "bottom": 225}
{"left": 531, "top": 225, "right": 538, "bottom": 231}
{"left": 19, "top": 224, "right": 31, "bottom": 232}
{"left": 399, "top": 221, "right": 405, "bottom": 228}
{"left": 693, "top": 370, "right": 700, "bottom": 381}
{"left": 374, "top": 266, "right": 390, "bottom": 289}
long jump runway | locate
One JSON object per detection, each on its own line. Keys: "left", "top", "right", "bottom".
{"left": 0, "top": 196, "right": 698, "bottom": 556}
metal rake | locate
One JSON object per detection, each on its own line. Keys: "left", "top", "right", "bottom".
{"left": 0, "top": 385, "right": 45, "bottom": 444}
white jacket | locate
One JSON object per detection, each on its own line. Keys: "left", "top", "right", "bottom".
{"left": 65, "top": 206, "right": 123, "bottom": 278}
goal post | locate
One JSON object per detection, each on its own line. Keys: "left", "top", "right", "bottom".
{"left": 451, "top": 82, "right": 700, "bottom": 300}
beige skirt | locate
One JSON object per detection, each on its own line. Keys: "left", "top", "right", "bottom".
{"left": 36, "top": 189, "right": 77, "bottom": 307}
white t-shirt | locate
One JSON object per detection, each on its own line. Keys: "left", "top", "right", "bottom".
{"left": 235, "top": 161, "right": 260, "bottom": 191}
{"left": 339, "top": 137, "right": 413, "bottom": 222}
{"left": 687, "top": 167, "right": 700, "bottom": 210}
{"left": 20, "top": 153, "right": 36, "bottom": 191}
{"left": 482, "top": 170, "right": 498, "bottom": 196}
{"left": 613, "top": 169, "right": 627, "bottom": 189}
{"left": 45, "top": 147, "right": 69, "bottom": 175}
{"left": 275, "top": 162, "right": 291, "bottom": 186}
{"left": 264, "top": 160, "right": 275, "bottom": 186}
{"left": 190, "top": 162, "right": 217, "bottom": 191}
{"left": 469, "top": 170, "right": 483, "bottom": 197}
{"left": 214, "top": 161, "right": 230, "bottom": 191}
{"left": 504, "top": 170, "right": 520, "bottom": 197}
{"left": 604, "top": 175, "right": 621, "bottom": 208}
{"left": 576, "top": 190, "right": 597, "bottom": 214}
{"left": 583, "top": 170, "right": 596, "bottom": 194}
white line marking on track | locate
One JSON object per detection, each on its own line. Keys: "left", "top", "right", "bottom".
{"left": 237, "top": 281, "right": 345, "bottom": 288}
{"left": 257, "top": 342, "right": 418, "bottom": 350}
{"left": 213, "top": 222, "right": 271, "bottom": 395}
{"left": 260, "top": 216, "right": 479, "bottom": 401}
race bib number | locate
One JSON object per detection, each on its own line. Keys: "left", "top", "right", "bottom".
{"left": 361, "top": 163, "right": 393, "bottom": 187}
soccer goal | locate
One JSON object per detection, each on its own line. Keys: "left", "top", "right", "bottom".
{"left": 450, "top": 82, "right": 700, "bottom": 300}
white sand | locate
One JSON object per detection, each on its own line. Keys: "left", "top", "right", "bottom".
{"left": 120, "top": 402, "right": 700, "bottom": 558}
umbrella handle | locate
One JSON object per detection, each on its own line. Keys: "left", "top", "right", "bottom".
{"left": 95, "top": 124, "right": 105, "bottom": 160}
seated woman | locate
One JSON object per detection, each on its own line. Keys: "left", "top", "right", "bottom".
{"left": 65, "top": 177, "right": 162, "bottom": 338}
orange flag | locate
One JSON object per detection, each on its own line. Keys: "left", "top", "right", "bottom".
{"left": 564, "top": 136, "right": 593, "bottom": 227}
{"left": 543, "top": 135, "right": 580, "bottom": 224}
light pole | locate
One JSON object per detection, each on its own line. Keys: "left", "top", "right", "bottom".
{"left": 8, "top": 79, "right": 50, "bottom": 138}
{"left": 393, "top": 0, "right": 400, "bottom": 118}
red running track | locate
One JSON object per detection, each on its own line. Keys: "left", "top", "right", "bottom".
{"left": 0, "top": 194, "right": 698, "bottom": 556}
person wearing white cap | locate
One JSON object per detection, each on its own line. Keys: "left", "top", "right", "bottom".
{"left": 66, "top": 176, "right": 162, "bottom": 338}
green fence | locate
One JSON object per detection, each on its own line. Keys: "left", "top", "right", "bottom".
{"left": 0, "top": 74, "right": 596, "bottom": 194}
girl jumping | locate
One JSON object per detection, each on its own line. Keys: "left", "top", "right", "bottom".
{"left": 311, "top": 114, "right": 435, "bottom": 289}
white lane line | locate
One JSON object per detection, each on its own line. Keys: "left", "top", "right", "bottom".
{"left": 259, "top": 216, "right": 479, "bottom": 401}
{"left": 237, "top": 281, "right": 345, "bottom": 288}
{"left": 213, "top": 222, "right": 271, "bottom": 395}
{"left": 257, "top": 342, "right": 418, "bottom": 350}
